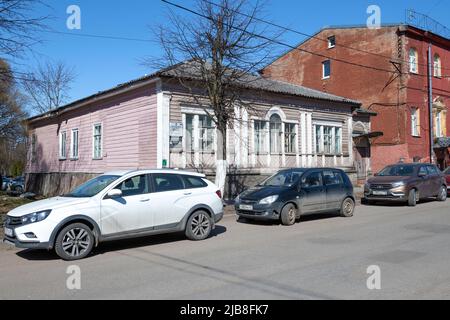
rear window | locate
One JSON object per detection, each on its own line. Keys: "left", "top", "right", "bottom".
{"left": 182, "top": 176, "right": 208, "bottom": 189}
{"left": 323, "top": 170, "right": 344, "bottom": 186}
{"left": 427, "top": 166, "right": 439, "bottom": 175}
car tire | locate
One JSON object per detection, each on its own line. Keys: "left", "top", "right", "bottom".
{"left": 408, "top": 189, "right": 418, "bottom": 207}
{"left": 340, "top": 197, "right": 355, "bottom": 217}
{"left": 237, "top": 216, "right": 249, "bottom": 223}
{"left": 54, "top": 223, "right": 95, "bottom": 261}
{"left": 437, "top": 186, "right": 447, "bottom": 202}
{"left": 280, "top": 203, "right": 297, "bottom": 226}
{"left": 14, "top": 186, "right": 23, "bottom": 193}
{"left": 185, "top": 210, "right": 212, "bottom": 241}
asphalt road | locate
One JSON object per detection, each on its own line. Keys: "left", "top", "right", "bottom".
{"left": 1, "top": 200, "right": 450, "bottom": 300}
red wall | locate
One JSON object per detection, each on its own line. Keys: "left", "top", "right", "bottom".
{"left": 262, "top": 26, "right": 450, "bottom": 172}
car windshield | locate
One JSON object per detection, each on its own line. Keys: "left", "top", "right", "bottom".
{"left": 378, "top": 165, "right": 415, "bottom": 177}
{"left": 262, "top": 171, "right": 304, "bottom": 187}
{"left": 64, "top": 175, "right": 120, "bottom": 198}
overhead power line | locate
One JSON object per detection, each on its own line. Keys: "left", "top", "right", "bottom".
{"left": 161, "top": 0, "right": 449, "bottom": 79}
{"left": 202, "top": 0, "right": 450, "bottom": 73}
{"left": 42, "top": 30, "right": 156, "bottom": 43}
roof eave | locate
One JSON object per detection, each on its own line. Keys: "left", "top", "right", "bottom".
{"left": 27, "top": 77, "right": 161, "bottom": 125}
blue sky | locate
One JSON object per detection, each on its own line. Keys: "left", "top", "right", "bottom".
{"left": 16, "top": 0, "right": 450, "bottom": 109}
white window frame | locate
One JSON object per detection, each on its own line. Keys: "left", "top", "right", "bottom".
{"left": 409, "top": 48, "right": 418, "bottom": 74}
{"left": 436, "top": 111, "right": 442, "bottom": 138}
{"left": 254, "top": 120, "right": 268, "bottom": 154}
{"left": 322, "top": 60, "right": 331, "bottom": 79}
{"left": 334, "top": 127, "right": 342, "bottom": 154}
{"left": 31, "top": 133, "right": 37, "bottom": 162}
{"left": 284, "top": 123, "right": 297, "bottom": 154}
{"left": 269, "top": 114, "right": 282, "bottom": 154}
{"left": 314, "top": 123, "right": 343, "bottom": 155}
{"left": 71, "top": 128, "right": 79, "bottom": 160}
{"left": 411, "top": 108, "right": 419, "bottom": 137}
{"left": 327, "top": 35, "right": 336, "bottom": 49}
{"left": 185, "top": 114, "right": 195, "bottom": 152}
{"left": 434, "top": 54, "right": 442, "bottom": 78}
{"left": 59, "top": 131, "right": 67, "bottom": 160}
{"left": 92, "top": 123, "right": 103, "bottom": 160}
{"left": 198, "top": 114, "right": 214, "bottom": 152}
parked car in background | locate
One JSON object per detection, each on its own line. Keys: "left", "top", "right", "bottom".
{"left": 8, "top": 176, "right": 24, "bottom": 193}
{"left": 3, "top": 170, "right": 224, "bottom": 260}
{"left": 235, "top": 168, "right": 355, "bottom": 226}
{"left": 444, "top": 167, "right": 450, "bottom": 194}
{"left": 364, "top": 163, "right": 447, "bottom": 207}
{"left": 1, "top": 177, "right": 12, "bottom": 191}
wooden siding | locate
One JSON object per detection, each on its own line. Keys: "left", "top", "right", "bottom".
{"left": 27, "top": 84, "right": 158, "bottom": 174}
{"left": 166, "top": 83, "right": 354, "bottom": 170}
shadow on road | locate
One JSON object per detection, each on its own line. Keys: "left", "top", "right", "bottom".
{"left": 15, "top": 225, "right": 227, "bottom": 261}
{"left": 16, "top": 249, "right": 59, "bottom": 261}
{"left": 361, "top": 198, "right": 437, "bottom": 207}
{"left": 236, "top": 213, "right": 341, "bottom": 226}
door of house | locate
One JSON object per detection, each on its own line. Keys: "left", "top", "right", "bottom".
{"left": 353, "top": 135, "right": 370, "bottom": 181}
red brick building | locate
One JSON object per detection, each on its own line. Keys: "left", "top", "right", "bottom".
{"left": 262, "top": 24, "right": 450, "bottom": 173}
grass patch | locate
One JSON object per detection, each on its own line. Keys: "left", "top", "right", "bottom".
{"left": 0, "top": 191, "right": 35, "bottom": 239}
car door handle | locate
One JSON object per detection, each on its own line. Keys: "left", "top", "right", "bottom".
{"left": 140, "top": 198, "right": 150, "bottom": 202}
{"left": 183, "top": 192, "right": 192, "bottom": 196}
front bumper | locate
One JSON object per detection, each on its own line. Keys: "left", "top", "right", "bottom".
{"left": 234, "top": 201, "right": 282, "bottom": 221}
{"left": 364, "top": 192, "right": 407, "bottom": 202}
{"left": 3, "top": 220, "right": 55, "bottom": 250}
{"left": 2, "top": 236, "right": 51, "bottom": 250}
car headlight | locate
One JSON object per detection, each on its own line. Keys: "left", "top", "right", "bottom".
{"left": 21, "top": 210, "right": 52, "bottom": 226}
{"left": 235, "top": 195, "right": 240, "bottom": 203}
{"left": 391, "top": 182, "right": 405, "bottom": 188}
{"left": 364, "top": 183, "right": 370, "bottom": 190}
{"left": 259, "top": 195, "right": 279, "bottom": 205}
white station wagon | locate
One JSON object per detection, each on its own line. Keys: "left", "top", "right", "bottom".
{"left": 3, "top": 170, "right": 224, "bottom": 260}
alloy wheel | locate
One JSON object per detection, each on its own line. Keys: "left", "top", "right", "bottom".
{"left": 344, "top": 199, "right": 354, "bottom": 215}
{"left": 191, "top": 213, "right": 210, "bottom": 238}
{"left": 439, "top": 186, "right": 447, "bottom": 201}
{"left": 288, "top": 207, "right": 296, "bottom": 224}
{"left": 62, "top": 228, "right": 91, "bottom": 258}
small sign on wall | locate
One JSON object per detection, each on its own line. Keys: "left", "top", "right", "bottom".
{"left": 170, "top": 122, "right": 183, "bottom": 149}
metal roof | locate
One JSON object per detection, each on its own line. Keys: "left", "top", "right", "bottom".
{"left": 27, "top": 60, "right": 360, "bottom": 123}
{"left": 158, "top": 60, "right": 360, "bottom": 105}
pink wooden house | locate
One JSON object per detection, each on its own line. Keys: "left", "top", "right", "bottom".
{"left": 26, "top": 61, "right": 366, "bottom": 198}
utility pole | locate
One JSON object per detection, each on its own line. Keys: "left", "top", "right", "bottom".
{"left": 427, "top": 42, "right": 434, "bottom": 164}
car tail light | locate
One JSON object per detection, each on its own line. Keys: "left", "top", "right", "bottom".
{"left": 216, "top": 190, "right": 222, "bottom": 199}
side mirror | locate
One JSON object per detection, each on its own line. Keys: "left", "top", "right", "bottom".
{"left": 107, "top": 189, "right": 123, "bottom": 199}
{"left": 374, "top": 173, "right": 379, "bottom": 177}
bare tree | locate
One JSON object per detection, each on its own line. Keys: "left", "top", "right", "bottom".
{"left": 22, "top": 61, "right": 76, "bottom": 114}
{"left": 0, "top": 0, "right": 48, "bottom": 58}
{"left": 0, "top": 59, "right": 27, "bottom": 177}
{"left": 150, "top": 0, "right": 282, "bottom": 194}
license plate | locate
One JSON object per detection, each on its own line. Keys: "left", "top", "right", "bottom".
{"left": 372, "top": 190, "right": 388, "bottom": 196}
{"left": 4, "top": 227, "right": 13, "bottom": 237}
{"left": 239, "top": 204, "right": 253, "bottom": 211}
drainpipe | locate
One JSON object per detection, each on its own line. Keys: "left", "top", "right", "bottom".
{"left": 427, "top": 42, "right": 434, "bottom": 163}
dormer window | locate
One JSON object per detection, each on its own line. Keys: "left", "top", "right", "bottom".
{"left": 328, "top": 36, "right": 336, "bottom": 49}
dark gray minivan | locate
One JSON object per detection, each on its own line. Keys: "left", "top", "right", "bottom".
{"left": 234, "top": 168, "right": 355, "bottom": 226}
